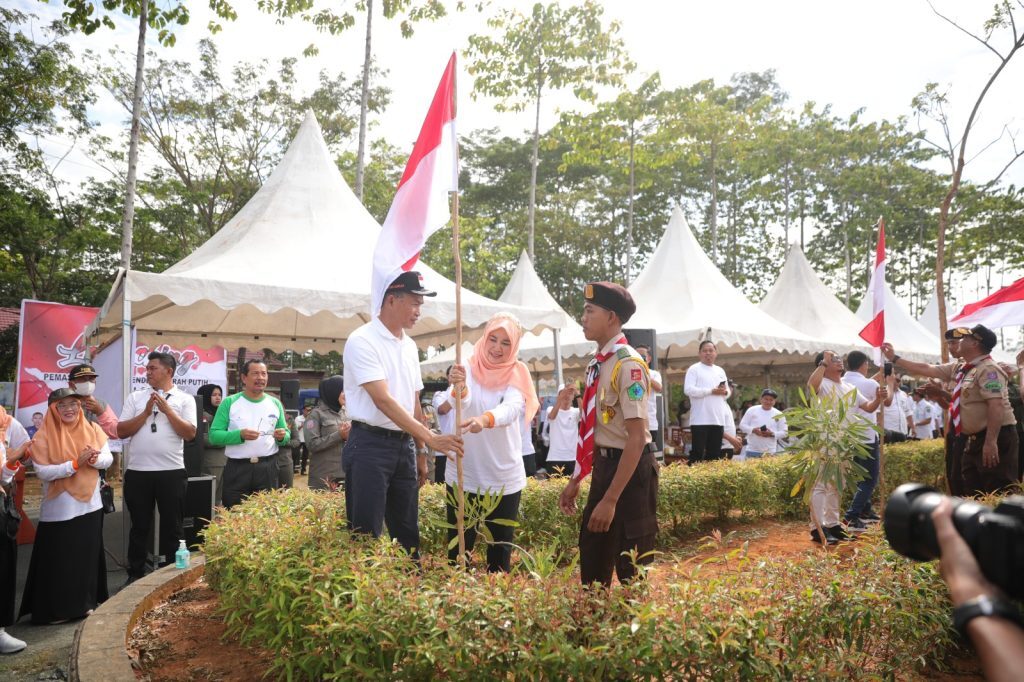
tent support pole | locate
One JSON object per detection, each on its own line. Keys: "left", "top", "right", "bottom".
{"left": 553, "top": 328, "right": 564, "bottom": 388}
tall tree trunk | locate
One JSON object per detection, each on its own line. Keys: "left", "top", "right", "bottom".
{"left": 119, "top": 0, "right": 148, "bottom": 271}
{"left": 843, "top": 223, "right": 851, "bottom": 306}
{"left": 528, "top": 74, "right": 542, "bottom": 262}
{"left": 625, "top": 125, "right": 635, "bottom": 284}
{"left": 354, "top": 0, "right": 374, "bottom": 201}
{"left": 709, "top": 140, "right": 718, "bottom": 262}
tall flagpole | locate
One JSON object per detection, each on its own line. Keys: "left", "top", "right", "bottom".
{"left": 450, "top": 55, "right": 467, "bottom": 566}
{"left": 876, "top": 216, "right": 887, "bottom": 509}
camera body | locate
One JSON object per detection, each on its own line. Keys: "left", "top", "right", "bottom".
{"left": 884, "top": 483, "right": 1024, "bottom": 599}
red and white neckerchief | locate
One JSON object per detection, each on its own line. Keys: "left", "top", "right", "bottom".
{"left": 573, "top": 335, "right": 629, "bottom": 480}
{"left": 950, "top": 356, "right": 988, "bottom": 436}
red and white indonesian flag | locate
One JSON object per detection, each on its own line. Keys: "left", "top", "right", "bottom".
{"left": 951, "top": 277, "right": 1024, "bottom": 329}
{"left": 371, "top": 52, "right": 458, "bottom": 316}
{"left": 859, "top": 218, "right": 886, "bottom": 359}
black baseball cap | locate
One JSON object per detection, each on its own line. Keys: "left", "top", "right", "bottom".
{"left": 68, "top": 364, "right": 99, "bottom": 381}
{"left": 386, "top": 271, "right": 436, "bottom": 297}
{"left": 48, "top": 387, "right": 83, "bottom": 404}
{"left": 945, "top": 324, "right": 998, "bottom": 351}
{"left": 761, "top": 388, "right": 778, "bottom": 398}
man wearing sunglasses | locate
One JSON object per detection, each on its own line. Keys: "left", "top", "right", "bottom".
{"left": 883, "top": 325, "right": 1019, "bottom": 495}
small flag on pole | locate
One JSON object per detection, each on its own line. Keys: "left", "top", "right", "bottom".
{"left": 859, "top": 218, "right": 886, "bottom": 362}
{"left": 950, "top": 277, "right": 1024, "bottom": 330}
{"left": 371, "top": 52, "right": 458, "bottom": 316}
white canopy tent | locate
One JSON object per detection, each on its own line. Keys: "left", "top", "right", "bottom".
{"left": 85, "top": 112, "right": 564, "bottom": 361}
{"left": 624, "top": 206, "right": 821, "bottom": 382}
{"left": 855, "top": 281, "right": 941, "bottom": 361}
{"left": 421, "top": 250, "right": 586, "bottom": 378}
{"left": 759, "top": 244, "right": 869, "bottom": 351}
{"left": 918, "top": 291, "right": 945, "bottom": 337}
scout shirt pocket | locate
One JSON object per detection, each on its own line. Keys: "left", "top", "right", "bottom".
{"left": 600, "top": 386, "right": 619, "bottom": 425}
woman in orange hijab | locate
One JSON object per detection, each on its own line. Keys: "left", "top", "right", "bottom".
{"left": 19, "top": 388, "right": 112, "bottom": 625}
{"left": 443, "top": 313, "right": 539, "bottom": 572}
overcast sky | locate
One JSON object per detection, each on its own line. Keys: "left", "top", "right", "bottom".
{"left": 15, "top": 0, "right": 1024, "bottom": 320}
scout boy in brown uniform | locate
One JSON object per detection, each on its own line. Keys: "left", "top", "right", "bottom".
{"left": 883, "top": 324, "right": 1019, "bottom": 495}
{"left": 558, "top": 282, "right": 658, "bottom": 586}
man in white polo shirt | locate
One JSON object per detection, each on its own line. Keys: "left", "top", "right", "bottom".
{"left": 343, "top": 271, "right": 463, "bottom": 556}
{"left": 209, "top": 359, "right": 289, "bottom": 508}
{"left": 117, "top": 351, "right": 198, "bottom": 581}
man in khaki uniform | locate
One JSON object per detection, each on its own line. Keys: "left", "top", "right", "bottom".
{"left": 884, "top": 324, "right": 1019, "bottom": 495}
{"left": 559, "top": 282, "right": 656, "bottom": 586}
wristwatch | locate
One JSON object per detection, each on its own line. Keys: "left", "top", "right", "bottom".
{"left": 417, "top": 447, "right": 430, "bottom": 456}
{"left": 952, "top": 595, "right": 1024, "bottom": 638}
{"left": 891, "top": 355, "right": 901, "bottom": 365}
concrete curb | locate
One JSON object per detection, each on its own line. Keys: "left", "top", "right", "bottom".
{"left": 69, "top": 555, "right": 207, "bottom": 682}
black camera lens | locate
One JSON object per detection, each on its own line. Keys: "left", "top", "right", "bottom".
{"left": 885, "top": 483, "right": 1024, "bottom": 599}
{"left": 884, "top": 483, "right": 986, "bottom": 561}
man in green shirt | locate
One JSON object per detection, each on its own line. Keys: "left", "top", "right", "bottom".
{"left": 209, "top": 360, "right": 290, "bottom": 508}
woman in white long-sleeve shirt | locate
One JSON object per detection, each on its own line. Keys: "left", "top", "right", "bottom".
{"left": 445, "top": 313, "right": 540, "bottom": 572}
{"left": 19, "top": 388, "right": 112, "bottom": 624}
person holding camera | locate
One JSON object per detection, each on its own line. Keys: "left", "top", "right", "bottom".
{"left": 739, "top": 389, "right": 787, "bottom": 458}
{"left": 117, "top": 352, "right": 197, "bottom": 583}
{"left": 883, "top": 325, "right": 1019, "bottom": 496}
{"left": 546, "top": 383, "right": 581, "bottom": 477}
{"left": 931, "top": 498, "right": 1024, "bottom": 681}
{"left": 684, "top": 340, "right": 731, "bottom": 465}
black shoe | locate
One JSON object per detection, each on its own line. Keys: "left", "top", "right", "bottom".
{"left": 844, "top": 517, "right": 869, "bottom": 533}
{"left": 826, "top": 524, "right": 855, "bottom": 541}
{"left": 859, "top": 510, "right": 881, "bottom": 523}
{"left": 810, "top": 528, "right": 838, "bottom": 545}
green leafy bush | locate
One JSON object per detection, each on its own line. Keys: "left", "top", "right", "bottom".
{"left": 204, "top": 485, "right": 955, "bottom": 680}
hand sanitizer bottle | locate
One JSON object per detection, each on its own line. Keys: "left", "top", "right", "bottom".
{"left": 175, "top": 540, "right": 190, "bottom": 569}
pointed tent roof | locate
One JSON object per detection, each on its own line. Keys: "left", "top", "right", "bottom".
{"left": 626, "top": 206, "right": 819, "bottom": 359}
{"left": 86, "top": 112, "right": 564, "bottom": 353}
{"left": 421, "top": 250, "right": 588, "bottom": 376}
{"left": 856, "top": 281, "right": 941, "bottom": 360}
{"left": 758, "top": 245, "right": 868, "bottom": 350}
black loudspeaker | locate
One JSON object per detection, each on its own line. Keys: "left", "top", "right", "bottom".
{"left": 280, "top": 379, "right": 301, "bottom": 411}
{"left": 183, "top": 475, "right": 215, "bottom": 550}
{"left": 623, "top": 328, "right": 664, "bottom": 453}
{"left": 183, "top": 394, "right": 204, "bottom": 477}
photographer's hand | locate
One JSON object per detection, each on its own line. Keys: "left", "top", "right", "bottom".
{"left": 932, "top": 498, "right": 998, "bottom": 606}
{"left": 933, "top": 498, "right": 1024, "bottom": 682}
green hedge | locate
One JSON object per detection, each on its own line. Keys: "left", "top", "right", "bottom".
{"left": 204, "top": 492, "right": 953, "bottom": 680}
{"left": 202, "top": 440, "right": 954, "bottom": 680}
{"left": 418, "top": 439, "right": 946, "bottom": 556}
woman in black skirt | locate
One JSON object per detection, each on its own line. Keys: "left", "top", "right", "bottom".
{"left": 0, "top": 406, "right": 28, "bottom": 653}
{"left": 19, "top": 388, "right": 111, "bottom": 625}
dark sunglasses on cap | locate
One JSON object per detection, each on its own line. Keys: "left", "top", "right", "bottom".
{"left": 946, "top": 327, "right": 981, "bottom": 341}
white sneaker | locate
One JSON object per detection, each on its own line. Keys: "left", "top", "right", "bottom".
{"left": 0, "top": 629, "right": 27, "bottom": 654}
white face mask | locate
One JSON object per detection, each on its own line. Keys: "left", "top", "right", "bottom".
{"left": 74, "top": 381, "right": 96, "bottom": 397}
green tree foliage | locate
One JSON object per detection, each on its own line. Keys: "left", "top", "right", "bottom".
{"left": 0, "top": 8, "right": 93, "bottom": 170}
{"left": 467, "top": 0, "right": 633, "bottom": 261}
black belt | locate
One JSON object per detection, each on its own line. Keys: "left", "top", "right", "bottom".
{"left": 352, "top": 420, "right": 411, "bottom": 440}
{"left": 597, "top": 445, "right": 651, "bottom": 460}
{"left": 227, "top": 454, "right": 276, "bottom": 464}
